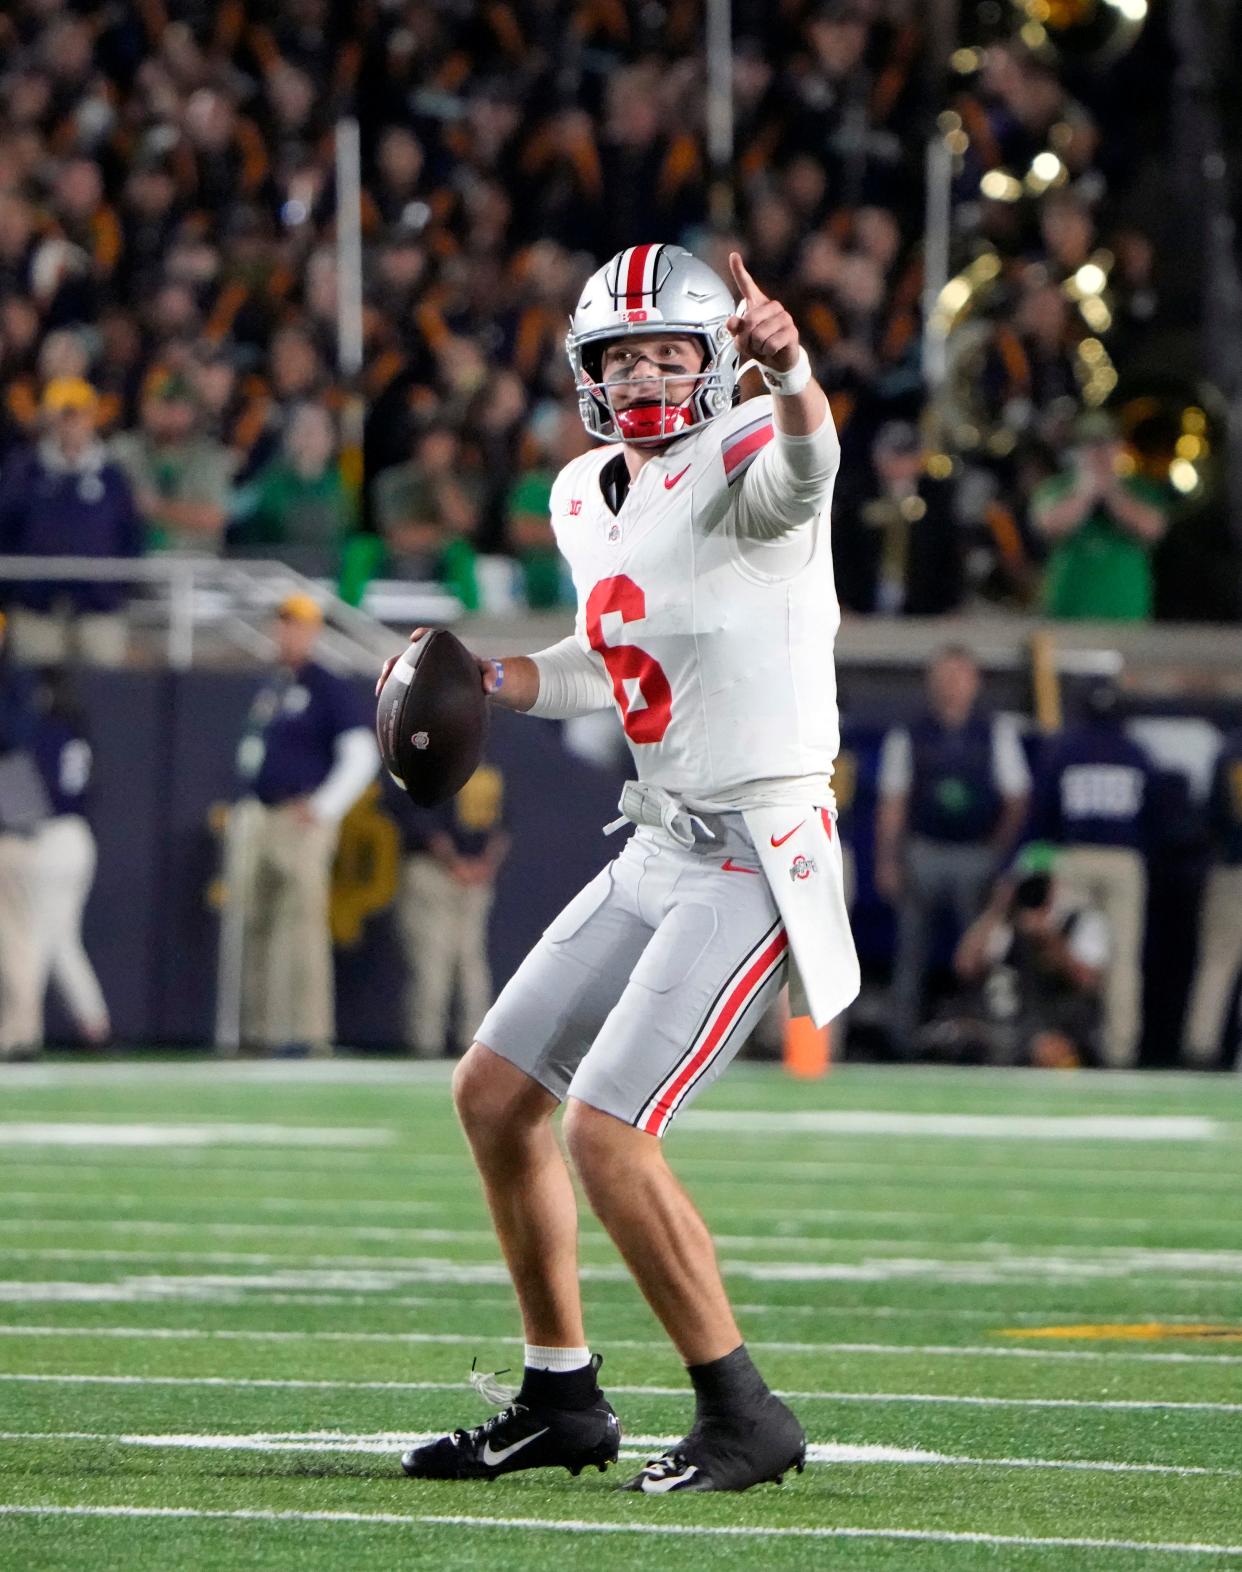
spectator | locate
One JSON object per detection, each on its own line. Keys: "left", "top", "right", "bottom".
{"left": 371, "top": 420, "right": 484, "bottom": 609}
{"left": 232, "top": 594, "right": 378, "bottom": 1057}
{"left": 29, "top": 666, "right": 109, "bottom": 1047}
{"left": 1024, "top": 681, "right": 1156, "bottom": 1065}
{"left": 231, "top": 403, "right": 355, "bottom": 571}
{"left": 0, "top": 612, "right": 47, "bottom": 1060}
{"left": 1031, "top": 410, "right": 1169, "bottom": 620}
{"left": 0, "top": 379, "right": 141, "bottom": 667}
{"left": 393, "top": 763, "right": 510, "bottom": 1059}
{"left": 504, "top": 403, "right": 589, "bottom": 608}
{"left": 110, "top": 372, "right": 234, "bottom": 554}
{"left": 834, "top": 421, "right": 964, "bottom": 615}
{"left": 951, "top": 846, "right": 1107, "bottom": 1068}
{"left": 1182, "top": 726, "right": 1242, "bottom": 1065}
{"left": 875, "top": 645, "right": 1032, "bottom": 1052}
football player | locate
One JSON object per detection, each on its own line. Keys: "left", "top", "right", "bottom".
{"left": 383, "top": 245, "right": 858, "bottom": 1492}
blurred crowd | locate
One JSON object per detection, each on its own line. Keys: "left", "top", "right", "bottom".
{"left": 0, "top": 0, "right": 1232, "bottom": 643}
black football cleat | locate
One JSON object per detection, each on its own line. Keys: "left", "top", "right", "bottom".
{"left": 621, "top": 1394, "right": 806, "bottom": 1494}
{"left": 401, "top": 1381, "right": 621, "bottom": 1481}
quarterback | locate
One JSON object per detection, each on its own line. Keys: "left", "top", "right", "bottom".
{"left": 384, "top": 244, "right": 859, "bottom": 1492}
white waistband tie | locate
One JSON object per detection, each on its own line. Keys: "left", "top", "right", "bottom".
{"left": 603, "top": 781, "right": 716, "bottom": 850}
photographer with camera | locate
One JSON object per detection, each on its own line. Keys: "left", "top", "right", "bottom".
{"left": 949, "top": 845, "right": 1108, "bottom": 1069}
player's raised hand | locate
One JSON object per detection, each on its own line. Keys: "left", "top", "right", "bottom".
{"left": 725, "top": 252, "right": 801, "bottom": 374}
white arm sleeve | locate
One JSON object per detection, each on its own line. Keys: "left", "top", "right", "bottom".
{"left": 993, "top": 715, "right": 1033, "bottom": 797}
{"left": 308, "top": 727, "right": 379, "bottom": 824}
{"left": 878, "top": 728, "right": 913, "bottom": 797}
{"left": 526, "top": 634, "right": 615, "bottom": 720}
{"left": 735, "top": 408, "right": 841, "bottom": 541}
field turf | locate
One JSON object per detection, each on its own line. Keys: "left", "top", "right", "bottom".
{"left": 1, "top": 1058, "right": 1240, "bottom": 1570}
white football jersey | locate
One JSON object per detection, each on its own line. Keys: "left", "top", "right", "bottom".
{"left": 548, "top": 397, "right": 843, "bottom": 802}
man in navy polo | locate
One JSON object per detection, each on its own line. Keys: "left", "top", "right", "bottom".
{"left": 876, "top": 645, "right": 1031, "bottom": 1053}
{"left": 233, "top": 594, "right": 378, "bottom": 1055}
{"left": 0, "top": 378, "right": 142, "bottom": 666}
{"left": 1025, "top": 681, "right": 1155, "bottom": 1066}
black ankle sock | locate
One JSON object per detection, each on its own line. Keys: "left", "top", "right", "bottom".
{"left": 687, "top": 1343, "right": 770, "bottom": 1420}
{"left": 517, "top": 1358, "right": 599, "bottom": 1411}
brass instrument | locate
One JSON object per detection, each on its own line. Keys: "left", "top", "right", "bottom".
{"left": 953, "top": 0, "right": 1150, "bottom": 71}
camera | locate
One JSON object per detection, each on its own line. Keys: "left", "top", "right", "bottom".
{"left": 1013, "top": 872, "right": 1051, "bottom": 911}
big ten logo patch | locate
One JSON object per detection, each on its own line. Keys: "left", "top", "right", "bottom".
{"left": 455, "top": 764, "right": 504, "bottom": 833}
{"left": 330, "top": 782, "right": 401, "bottom": 945}
{"left": 566, "top": 498, "right": 583, "bottom": 516}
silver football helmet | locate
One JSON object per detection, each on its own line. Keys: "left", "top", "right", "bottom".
{"left": 566, "top": 244, "right": 741, "bottom": 444}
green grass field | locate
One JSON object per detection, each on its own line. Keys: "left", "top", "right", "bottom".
{"left": 1, "top": 1058, "right": 1241, "bottom": 1570}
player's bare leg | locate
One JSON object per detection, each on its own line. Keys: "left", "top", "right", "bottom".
{"left": 563, "top": 1098, "right": 806, "bottom": 1493}
{"left": 400, "top": 1043, "right": 620, "bottom": 1481}
{"left": 562, "top": 1097, "right": 739, "bottom": 1363}
{"left": 451, "top": 1043, "right": 585, "bottom": 1347}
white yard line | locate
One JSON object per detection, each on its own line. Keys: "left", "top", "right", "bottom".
{"left": 0, "top": 1283, "right": 1186, "bottom": 1321}
{"left": 0, "top": 1429, "right": 1236, "bottom": 1479}
{"left": 0, "top": 1061, "right": 453, "bottom": 1088}
{"left": 0, "top": 1124, "right": 392, "bottom": 1148}
{"left": 2, "top": 1373, "right": 1238, "bottom": 1411}
{"left": 14, "top": 1219, "right": 1242, "bottom": 1271}
{"left": 3, "top": 1151, "right": 1237, "bottom": 1195}
{"left": 8, "top": 1190, "right": 1238, "bottom": 1234}
{"left": 0, "top": 1503, "right": 1238, "bottom": 1556}
{"left": 4, "top": 1246, "right": 1241, "bottom": 1291}
{"left": 1, "top": 1325, "right": 1238, "bottom": 1365}
{"left": 682, "top": 1112, "right": 1220, "bottom": 1141}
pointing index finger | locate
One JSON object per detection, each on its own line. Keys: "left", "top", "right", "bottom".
{"left": 728, "top": 251, "right": 767, "bottom": 307}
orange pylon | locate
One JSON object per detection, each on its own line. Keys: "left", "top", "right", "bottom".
{"left": 784, "top": 1015, "right": 831, "bottom": 1078}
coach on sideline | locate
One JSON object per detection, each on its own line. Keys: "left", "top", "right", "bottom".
{"left": 233, "top": 593, "right": 378, "bottom": 1056}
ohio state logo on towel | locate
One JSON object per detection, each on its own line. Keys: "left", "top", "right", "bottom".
{"left": 789, "top": 854, "right": 817, "bottom": 882}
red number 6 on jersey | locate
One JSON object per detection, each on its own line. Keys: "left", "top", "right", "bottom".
{"left": 585, "top": 575, "right": 672, "bottom": 743}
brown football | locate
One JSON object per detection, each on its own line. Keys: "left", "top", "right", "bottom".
{"left": 375, "top": 629, "right": 488, "bottom": 806}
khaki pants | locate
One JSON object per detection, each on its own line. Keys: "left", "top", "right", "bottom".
{"left": 237, "top": 800, "right": 339, "bottom": 1053}
{"left": 0, "top": 833, "right": 40, "bottom": 1054}
{"left": 397, "top": 855, "right": 494, "bottom": 1057}
{"left": 8, "top": 607, "right": 128, "bottom": 667}
{"left": 1183, "top": 864, "right": 1242, "bottom": 1065}
{"left": 31, "top": 815, "right": 107, "bottom": 1040}
{"left": 1056, "top": 844, "right": 1146, "bottom": 1067}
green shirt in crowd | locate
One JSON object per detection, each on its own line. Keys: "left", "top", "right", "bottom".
{"left": 233, "top": 461, "right": 356, "bottom": 549}
{"left": 110, "top": 431, "right": 235, "bottom": 554}
{"left": 506, "top": 467, "right": 563, "bottom": 609}
{"left": 1035, "top": 473, "right": 1167, "bottom": 621}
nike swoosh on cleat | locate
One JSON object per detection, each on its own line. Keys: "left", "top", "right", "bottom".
{"left": 770, "top": 820, "right": 806, "bottom": 847}
{"left": 481, "top": 1428, "right": 549, "bottom": 1467}
{"left": 641, "top": 1464, "right": 699, "bottom": 1493}
{"left": 664, "top": 465, "right": 691, "bottom": 490}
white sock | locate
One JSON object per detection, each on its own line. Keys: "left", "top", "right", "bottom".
{"left": 524, "top": 1343, "right": 591, "bottom": 1373}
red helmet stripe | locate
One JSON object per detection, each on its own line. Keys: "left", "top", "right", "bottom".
{"left": 625, "top": 243, "right": 655, "bottom": 308}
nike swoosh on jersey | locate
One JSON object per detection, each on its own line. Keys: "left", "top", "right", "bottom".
{"left": 664, "top": 465, "right": 691, "bottom": 490}
{"left": 480, "top": 1428, "right": 549, "bottom": 1467}
{"left": 770, "top": 820, "right": 806, "bottom": 848}
{"left": 721, "top": 858, "right": 761, "bottom": 874}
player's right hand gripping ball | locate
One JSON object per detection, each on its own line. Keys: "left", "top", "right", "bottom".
{"left": 376, "top": 629, "right": 488, "bottom": 806}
